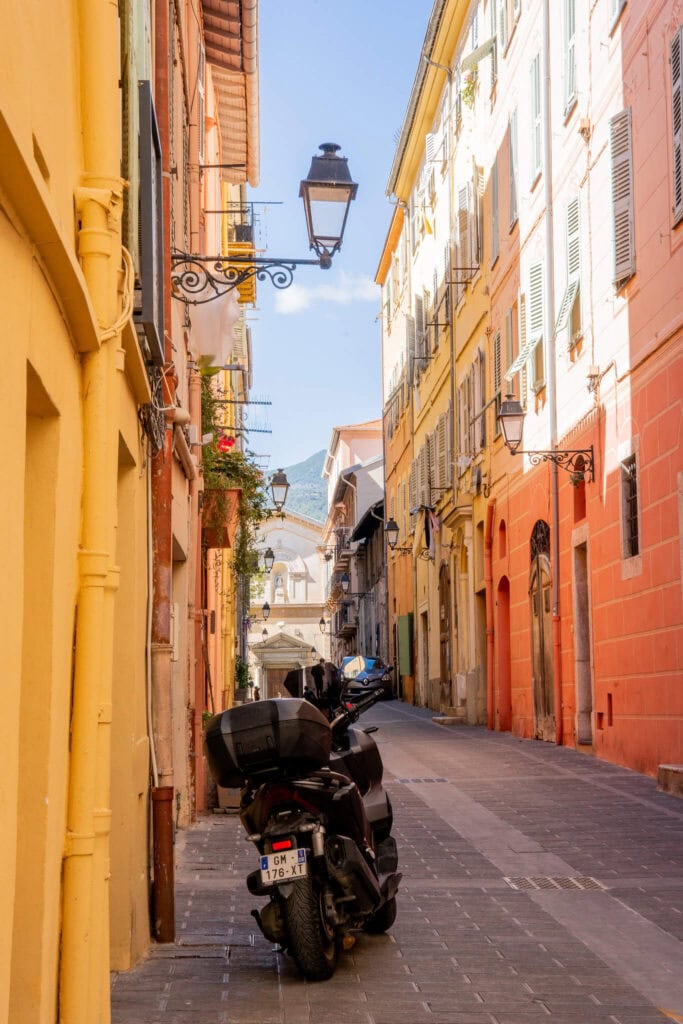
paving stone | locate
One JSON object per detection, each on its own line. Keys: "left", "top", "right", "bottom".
{"left": 112, "top": 704, "right": 682, "bottom": 1024}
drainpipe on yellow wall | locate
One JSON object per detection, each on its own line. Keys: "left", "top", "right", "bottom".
{"left": 60, "top": 0, "right": 123, "bottom": 1020}
{"left": 151, "top": 0, "right": 176, "bottom": 943}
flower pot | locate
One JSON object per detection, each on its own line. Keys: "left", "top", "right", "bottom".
{"left": 202, "top": 487, "right": 241, "bottom": 548}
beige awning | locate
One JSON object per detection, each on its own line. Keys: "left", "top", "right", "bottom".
{"left": 202, "top": 0, "right": 260, "bottom": 187}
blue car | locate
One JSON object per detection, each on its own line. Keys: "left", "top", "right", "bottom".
{"left": 339, "top": 655, "right": 394, "bottom": 702}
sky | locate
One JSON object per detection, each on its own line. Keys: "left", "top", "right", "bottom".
{"left": 245, "top": 0, "right": 435, "bottom": 470}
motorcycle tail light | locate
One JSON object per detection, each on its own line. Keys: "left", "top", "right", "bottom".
{"left": 271, "top": 838, "right": 293, "bottom": 852}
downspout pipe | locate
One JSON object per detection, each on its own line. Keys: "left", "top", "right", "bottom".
{"left": 485, "top": 501, "right": 496, "bottom": 730}
{"left": 151, "top": 0, "right": 176, "bottom": 943}
{"left": 60, "top": 0, "right": 123, "bottom": 1020}
{"left": 542, "top": 0, "right": 563, "bottom": 745}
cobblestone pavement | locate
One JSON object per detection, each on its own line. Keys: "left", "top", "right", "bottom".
{"left": 111, "top": 702, "right": 683, "bottom": 1024}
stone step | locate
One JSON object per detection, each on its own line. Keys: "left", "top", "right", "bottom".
{"left": 657, "top": 764, "right": 683, "bottom": 798}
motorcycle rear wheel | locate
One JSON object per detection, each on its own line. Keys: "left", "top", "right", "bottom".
{"left": 285, "top": 876, "right": 340, "bottom": 981}
{"left": 362, "top": 896, "right": 397, "bottom": 934}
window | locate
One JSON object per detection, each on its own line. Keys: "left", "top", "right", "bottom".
{"left": 609, "top": 108, "right": 635, "bottom": 286}
{"left": 491, "top": 156, "right": 499, "bottom": 265}
{"left": 672, "top": 28, "right": 683, "bottom": 225}
{"left": 621, "top": 454, "right": 639, "bottom": 558}
{"left": 564, "top": 0, "right": 577, "bottom": 114}
{"left": 493, "top": 331, "right": 502, "bottom": 434}
{"left": 556, "top": 195, "right": 582, "bottom": 346}
{"left": 509, "top": 108, "right": 519, "bottom": 227}
{"left": 530, "top": 54, "right": 542, "bottom": 182}
{"left": 529, "top": 261, "right": 545, "bottom": 391}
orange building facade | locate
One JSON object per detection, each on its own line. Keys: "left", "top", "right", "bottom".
{"left": 379, "top": 0, "right": 682, "bottom": 778}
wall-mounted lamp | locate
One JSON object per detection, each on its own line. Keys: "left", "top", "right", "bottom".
{"left": 171, "top": 144, "right": 357, "bottom": 303}
{"left": 498, "top": 395, "right": 595, "bottom": 481}
{"left": 384, "top": 516, "right": 413, "bottom": 554}
{"left": 319, "top": 617, "right": 328, "bottom": 634}
{"left": 263, "top": 547, "right": 275, "bottom": 573}
{"left": 339, "top": 572, "right": 368, "bottom": 597}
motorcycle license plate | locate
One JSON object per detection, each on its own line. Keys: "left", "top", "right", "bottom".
{"left": 260, "top": 848, "right": 307, "bottom": 884}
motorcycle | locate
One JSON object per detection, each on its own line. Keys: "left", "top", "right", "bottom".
{"left": 204, "top": 688, "right": 401, "bottom": 980}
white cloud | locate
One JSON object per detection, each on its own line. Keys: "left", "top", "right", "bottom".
{"left": 274, "top": 272, "right": 378, "bottom": 315}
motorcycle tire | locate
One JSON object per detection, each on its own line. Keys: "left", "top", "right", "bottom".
{"left": 362, "top": 896, "right": 397, "bottom": 934}
{"left": 285, "top": 875, "right": 340, "bottom": 981}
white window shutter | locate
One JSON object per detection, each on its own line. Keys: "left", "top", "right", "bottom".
{"left": 672, "top": 28, "right": 683, "bottom": 224}
{"left": 566, "top": 195, "right": 581, "bottom": 278}
{"left": 529, "top": 262, "right": 544, "bottom": 342}
{"left": 564, "top": 0, "right": 576, "bottom": 111}
{"left": 530, "top": 54, "right": 542, "bottom": 180}
{"left": 609, "top": 108, "right": 636, "bottom": 285}
{"left": 509, "top": 108, "right": 519, "bottom": 226}
{"left": 428, "top": 431, "right": 438, "bottom": 497}
{"left": 491, "top": 157, "right": 499, "bottom": 264}
{"left": 406, "top": 314, "right": 416, "bottom": 384}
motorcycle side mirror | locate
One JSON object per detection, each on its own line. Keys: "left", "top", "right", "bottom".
{"left": 363, "top": 726, "right": 378, "bottom": 735}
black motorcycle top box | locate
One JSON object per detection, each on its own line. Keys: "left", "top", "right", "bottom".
{"left": 204, "top": 698, "right": 332, "bottom": 788}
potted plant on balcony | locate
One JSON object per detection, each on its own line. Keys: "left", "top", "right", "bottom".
{"left": 201, "top": 376, "right": 270, "bottom": 576}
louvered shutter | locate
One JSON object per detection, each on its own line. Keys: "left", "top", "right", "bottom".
{"left": 509, "top": 109, "right": 519, "bottom": 226}
{"left": 445, "top": 402, "right": 453, "bottom": 486}
{"left": 519, "top": 292, "right": 528, "bottom": 409}
{"left": 458, "top": 185, "right": 470, "bottom": 290}
{"left": 426, "top": 132, "right": 436, "bottom": 161}
{"left": 567, "top": 196, "right": 580, "bottom": 277}
{"left": 428, "top": 431, "right": 438, "bottom": 498}
{"left": 672, "top": 29, "right": 683, "bottom": 224}
{"left": 437, "top": 414, "right": 447, "bottom": 490}
{"left": 609, "top": 108, "right": 636, "bottom": 285}
{"left": 564, "top": 0, "right": 576, "bottom": 111}
{"left": 497, "top": 0, "right": 508, "bottom": 52}
{"left": 530, "top": 54, "right": 542, "bottom": 180}
{"left": 415, "top": 294, "right": 425, "bottom": 366}
{"left": 491, "top": 157, "right": 499, "bottom": 264}
{"left": 419, "top": 444, "right": 430, "bottom": 506}
{"left": 406, "top": 314, "right": 416, "bottom": 384}
{"left": 529, "top": 262, "right": 544, "bottom": 342}
{"left": 556, "top": 196, "right": 581, "bottom": 334}
{"left": 409, "top": 460, "right": 418, "bottom": 531}
{"left": 479, "top": 348, "right": 487, "bottom": 449}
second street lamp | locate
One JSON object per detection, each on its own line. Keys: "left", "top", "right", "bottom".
{"left": 270, "top": 469, "right": 290, "bottom": 513}
{"left": 498, "top": 395, "right": 595, "bottom": 481}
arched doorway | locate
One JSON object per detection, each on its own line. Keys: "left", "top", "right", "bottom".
{"left": 529, "top": 520, "right": 555, "bottom": 740}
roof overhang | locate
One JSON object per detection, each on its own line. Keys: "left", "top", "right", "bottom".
{"left": 351, "top": 500, "right": 384, "bottom": 542}
{"left": 202, "top": 0, "right": 260, "bottom": 186}
{"left": 386, "top": 0, "right": 468, "bottom": 202}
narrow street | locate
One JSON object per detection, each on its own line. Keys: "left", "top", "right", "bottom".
{"left": 111, "top": 704, "right": 683, "bottom": 1024}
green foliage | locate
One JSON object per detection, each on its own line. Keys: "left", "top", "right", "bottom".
{"left": 462, "top": 66, "right": 478, "bottom": 109}
{"left": 235, "top": 656, "right": 250, "bottom": 689}
{"left": 201, "top": 375, "right": 270, "bottom": 580}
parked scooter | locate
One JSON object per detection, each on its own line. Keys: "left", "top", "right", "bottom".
{"left": 204, "top": 689, "right": 401, "bottom": 980}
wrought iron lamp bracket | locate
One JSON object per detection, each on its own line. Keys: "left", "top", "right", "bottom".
{"left": 171, "top": 252, "right": 326, "bottom": 304}
{"left": 513, "top": 445, "right": 595, "bottom": 481}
